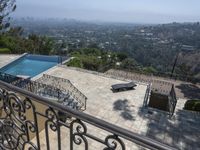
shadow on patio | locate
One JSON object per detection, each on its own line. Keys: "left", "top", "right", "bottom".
{"left": 176, "top": 83, "right": 200, "bottom": 100}
{"left": 113, "top": 99, "right": 135, "bottom": 121}
{"left": 137, "top": 108, "right": 200, "bottom": 150}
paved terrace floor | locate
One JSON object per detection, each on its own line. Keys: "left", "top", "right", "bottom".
{"left": 0, "top": 54, "right": 20, "bottom": 68}
{"left": 44, "top": 66, "right": 147, "bottom": 126}
{"left": 32, "top": 66, "right": 200, "bottom": 150}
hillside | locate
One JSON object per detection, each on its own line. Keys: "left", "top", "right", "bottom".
{"left": 3, "top": 19, "right": 200, "bottom": 82}
{"left": 178, "top": 52, "right": 200, "bottom": 78}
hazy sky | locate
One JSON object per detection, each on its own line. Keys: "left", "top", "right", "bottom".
{"left": 13, "top": 0, "right": 200, "bottom": 23}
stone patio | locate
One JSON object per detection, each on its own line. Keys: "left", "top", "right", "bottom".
{"left": 31, "top": 66, "right": 200, "bottom": 150}
{"left": 44, "top": 66, "right": 147, "bottom": 125}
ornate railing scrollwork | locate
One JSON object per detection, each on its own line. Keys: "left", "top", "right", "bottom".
{"left": 22, "top": 142, "right": 38, "bottom": 150}
{"left": 45, "top": 108, "right": 59, "bottom": 132}
{"left": 104, "top": 135, "right": 125, "bottom": 150}
{"left": 7, "top": 93, "right": 26, "bottom": 122}
{"left": 0, "top": 89, "right": 38, "bottom": 150}
{"left": 0, "top": 119, "right": 16, "bottom": 149}
{"left": 70, "top": 119, "right": 88, "bottom": 150}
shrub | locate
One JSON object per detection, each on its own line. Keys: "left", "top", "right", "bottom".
{"left": 67, "top": 58, "right": 83, "bottom": 68}
{"left": 143, "top": 66, "right": 157, "bottom": 74}
{"left": 194, "top": 103, "right": 200, "bottom": 111}
{"left": 0, "top": 48, "right": 11, "bottom": 54}
{"left": 184, "top": 100, "right": 195, "bottom": 110}
{"left": 117, "top": 52, "right": 128, "bottom": 61}
{"left": 184, "top": 100, "right": 200, "bottom": 112}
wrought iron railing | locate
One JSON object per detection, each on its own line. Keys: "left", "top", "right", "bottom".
{"left": 0, "top": 71, "right": 21, "bottom": 84}
{"left": 105, "top": 69, "right": 153, "bottom": 84}
{"left": 143, "top": 83, "right": 152, "bottom": 108}
{"left": 168, "top": 85, "right": 177, "bottom": 116}
{"left": 0, "top": 80, "right": 177, "bottom": 150}
{"left": 0, "top": 72, "right": 85, "bottom": 111}
{"left": 36, "top": 74, "right": 87, "bottom": 111}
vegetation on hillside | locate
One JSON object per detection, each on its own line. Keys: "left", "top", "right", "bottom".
{"left": 66, "top": 48, "right": 159, "bottom": 74}
{"left": 0, "top": 0, "right": 55, "bottom": 55}
{"left": 67, "top": 48, "right": 131, "bottom": 72}
{"left": 14, "top": 18, "right": 200, "bottom": 82}
{"left": 66, "top": 47, "right": 199, "bottom": 83}
{"left": 0, "top": 29, "right": 55, "bottom": 55}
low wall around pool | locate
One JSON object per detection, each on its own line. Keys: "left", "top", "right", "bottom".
{"left": 26, "top": 54, "right": 61, "bottom": 62}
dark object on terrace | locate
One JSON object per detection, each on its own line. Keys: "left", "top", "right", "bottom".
{"left": 111, "top": 82, "right": 137, "bottom": 92}
{"left": 147, "top": 84, "right": 177, "bottom": 116}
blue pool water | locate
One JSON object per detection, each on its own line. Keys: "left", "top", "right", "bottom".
{"left": 0, "top": 55, "right": 59, "bottom": 77}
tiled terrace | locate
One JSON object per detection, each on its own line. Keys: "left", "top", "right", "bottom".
{"left": 43, "top": 66, "right": 147, "bottom": 128}
{"left": 32, "top": 66, "right": 200, "bottom": 150}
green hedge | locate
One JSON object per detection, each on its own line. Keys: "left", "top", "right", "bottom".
{"left": 184, "top": 100, "right": 200, "bottom": 112}
{"left": 67, "top": 58, "right": 83, "bottom": 68}
{"left": 194, "top": 103, "right": 200, "bottom": 111}
{"left": 0, "top": 48, "right": 11, "bottom": 54}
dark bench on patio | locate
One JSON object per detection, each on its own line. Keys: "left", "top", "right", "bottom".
{"left": 111, "top": 82, "right": 137, "bottom": 92}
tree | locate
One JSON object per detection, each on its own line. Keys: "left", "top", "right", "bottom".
{"left": 28, "top": 34, "right": 54, "bottom": 55}
{"left": 117, "top": 52, "right": 128, "bottom": 61}
{"left": 120, "top": 58, "right": 139, "bottom": 71}
{"left": 6, "top": 27, "right": 23, "bottom": 37}
{"left": 143, "top": 66, "right": 157, "bottom": 74}
{"left": 0, "top": 0, "right": 16, "bottom": 32}
{"left": 176, "top": 63, "right": 193, "bottom": 81}
{"left": 67, "top": 58, "right": 83, "bottom": 68}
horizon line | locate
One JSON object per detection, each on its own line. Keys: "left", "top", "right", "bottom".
{"left": 12, "top": 16, "right": 200, "bottom": 25}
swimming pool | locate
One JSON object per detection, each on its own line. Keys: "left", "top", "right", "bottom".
{"left": 0, "top": 54, "right": 60, "bottom": 77}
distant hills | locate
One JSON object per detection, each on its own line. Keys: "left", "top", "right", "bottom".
{"left": 9, "top": 18, "right": 200, "bottom": 82}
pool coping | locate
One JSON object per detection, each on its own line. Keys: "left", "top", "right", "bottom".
{"left": 0, "top": 53, "right": 28, "bottom": 70}
{"left": 31, "top": 57, "right": 71, "bottom": 81}
{"left": 31, "top": 66, "right": 58, "bottom": 81}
